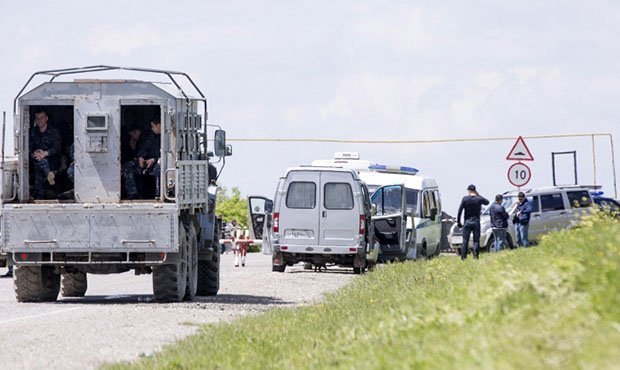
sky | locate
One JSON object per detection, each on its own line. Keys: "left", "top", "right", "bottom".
{"left": 0, "top": 0, "right": 619, "bottom": 212}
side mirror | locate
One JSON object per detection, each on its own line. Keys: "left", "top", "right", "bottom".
{"left": 371, "top": 203, "right": 378, "bottom": 216}
{"left": 265, "top": 199, "right": 274, "bottom": 214}
{"left": 429, "top": 207, "right": 438, "bottom": 221}
{"left": 214, "top": 130, "right": 227, "bottom": 157}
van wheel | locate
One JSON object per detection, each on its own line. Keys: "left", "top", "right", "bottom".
{"left": 60, "top": 271, "right": 87, "bottom": 297}
{"left": 272, "top": 264, "right": 286, "bottom": 273}
{"left": 420, "top": 242, "right": 428, "bottom": 259}
{"left": 14, "top": 265, "right": 60, "bottom": 302}
{"left": 153, "top": 221, "right": 188, "bottom": 302}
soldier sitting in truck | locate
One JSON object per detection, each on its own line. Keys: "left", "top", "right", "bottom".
{"left": 122, "top": 117, "right": 161, "bottom": 199}
{"left": 30, "top": 109, "right": 62, "bottom": 200}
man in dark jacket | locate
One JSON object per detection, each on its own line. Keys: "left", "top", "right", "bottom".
{"left": 30, "top": 109, "right": 61, "bottom": 199}
{"left": 456, "top": 184, "right": 489, "bottom": 260}
{"left": 514, "top": 192, "right": 532, "bottom": 247}
{"left": 122, "top": 118, "right": 161, "bottom": 199}
{"left": 489, "top": 194, "right": 509, "bottom": 252}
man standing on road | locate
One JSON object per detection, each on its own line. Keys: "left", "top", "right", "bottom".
{"left": 456, "top": 184, "right": 489, "bottom": 260}
{"left": 514, "top": 192, "right": 532, "bottom": 247}
{"left": 489, "top": 194, "right": 509, "bottom": 252}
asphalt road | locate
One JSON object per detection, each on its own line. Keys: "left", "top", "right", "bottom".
{"left": 0, "top": 253, "right": 356, "bottom": 370}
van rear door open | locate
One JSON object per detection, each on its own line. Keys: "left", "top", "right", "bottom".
{"left": 371, "top": 185, "right": 408, "bottom": 259}
{"left": 279, "top": 171, "right": 320, "bottom": 246}
{"left": 319, "top": 171, "right": 360, "bottom": 247}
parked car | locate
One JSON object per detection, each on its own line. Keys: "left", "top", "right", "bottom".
{"left": 449, "top": 185, "right": 597, "bottom": 251}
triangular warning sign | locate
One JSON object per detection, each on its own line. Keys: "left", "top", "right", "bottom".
{"left": 506, "top": 136, "right": 534, "bottom": 161}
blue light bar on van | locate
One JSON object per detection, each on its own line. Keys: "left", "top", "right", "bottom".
{"left": 590, "top": 191, "right": 604, "bottom": 197}
{"left": 368, "top": 164, "right": 418, "bottom": 174}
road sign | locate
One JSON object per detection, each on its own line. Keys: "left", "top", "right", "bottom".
{"left": 507, "top": 162, "right": 532, "bottom": 187}
{"left": 506, "top": 136, "right": 534, "bottom": 161}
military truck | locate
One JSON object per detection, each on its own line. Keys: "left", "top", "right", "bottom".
{"left": 0, "top": 65, "right": 230, "bottom": 302}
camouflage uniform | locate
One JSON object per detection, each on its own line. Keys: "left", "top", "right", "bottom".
{"left": 122, "top": 130, "right": 161, "bottom": 199}
{"left": 30, "top": 125, "right": 61, "bottom": 199}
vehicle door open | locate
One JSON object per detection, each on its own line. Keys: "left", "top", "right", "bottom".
{"left": 247, "top": 195, "right": 273, "bottom": 254}
{"left": 371, "top": 184, "right": 408, "bottom": 261}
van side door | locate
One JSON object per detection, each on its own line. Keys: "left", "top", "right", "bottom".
{"left": 278, "top": 171, "right": 320, "bottom": 246}
{"left": 319, "top": 172, "right": 360, "bottom": 247}
{"left": 420, "top": 188, "right": 441, "bottom": 253}
{"left": 370, "top": 185, "right": 408, "bottom": 258}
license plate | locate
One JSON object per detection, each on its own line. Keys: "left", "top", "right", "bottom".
{"left": 451, "top": 236, "right": 463, "bottom": 245}
{"left": 284, "top": 229, "right": 315, "bottom": 239}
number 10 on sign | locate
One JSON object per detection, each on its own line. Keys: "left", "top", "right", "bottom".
{"left": 508, "top": 162, "right": 532, "bottom": 187}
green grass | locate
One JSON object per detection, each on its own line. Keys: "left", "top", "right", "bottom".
{"left": 107, "top": 216, "right": 620, "bottom": 370}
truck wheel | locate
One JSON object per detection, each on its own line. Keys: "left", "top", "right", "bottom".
{"left": 60, "top": 271, "right": 87, "bottom": 297}
{"left": 153, "top": 221, "right": 188, "bottom": 302}
{"left": 184, "top": 222, "right": 198, "bottom": 300}
{"left": 196, "top": 236, "right": 220, "bottom": 296}
{"left": 14, "top": 265, "right": 60, "bottom": 302}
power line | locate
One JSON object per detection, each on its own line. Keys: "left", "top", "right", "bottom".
{"left": 227, "top": 133, "right": 611, "bottom": 144}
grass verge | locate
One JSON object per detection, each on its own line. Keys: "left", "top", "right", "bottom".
{"left": 106, "top": 216, "right": 619, "bottom": 369}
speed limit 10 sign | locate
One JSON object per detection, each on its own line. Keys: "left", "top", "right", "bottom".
{"left": 508, "top": 162, "right": 532, "bottom": 187}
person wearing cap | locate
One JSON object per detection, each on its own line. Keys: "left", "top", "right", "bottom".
{"left": 514, "top": 192, "right": 532, "bottom": 247}
{"left": 489, "top": 194, "right": 509, "bottom": 252}
{"left": 456, "top": 184, "right": 489, "bottom": 260}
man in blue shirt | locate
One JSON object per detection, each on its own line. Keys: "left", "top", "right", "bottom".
{"left": 489, "top": 194, "right": 509, "bottom": 252}
{"left": 456, "top": 184, "right": 489, "bottom": 260}
{"left": 514, "top": 192, "right": 532, "bottom": 247}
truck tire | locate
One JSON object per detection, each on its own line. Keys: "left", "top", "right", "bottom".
{"left": 60, "top": 271, "right": 87, "bottom": 297}
{"left": 184, "top": 222, "right": 198, "bottom": 300}
{"left": 196, "top": 237, "right": 220, "bottom": 296}
{"left": 14, "top": 265, "right": 60, "bottom": 302}
{"left": 153, "top": 222, "right": 188, "bottom": 302}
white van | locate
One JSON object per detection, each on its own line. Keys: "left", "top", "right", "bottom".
{"left": 263, "top": 166, "right": 378, "bottom": 273}
{"left": 312, "top": 153, "right": 442, "bottom": 260}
